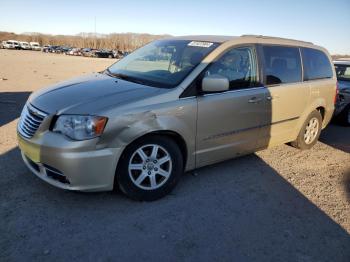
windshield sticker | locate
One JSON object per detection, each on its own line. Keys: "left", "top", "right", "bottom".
{"left": 188, "top": 41, "right": 213, "bottom": 48}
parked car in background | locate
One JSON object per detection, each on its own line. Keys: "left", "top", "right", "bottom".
{"left": 42, "top": 45, "right": 49, "bottom": 52}
{"left": 20, "top": 41, "right": 32, "bottom": 50}
{"left": 67, "top": 48, "right": 81, "bottom": 56}
{"left": 81, "top": 48, "right": 97, "bottom": 57}
{"left": 17, "top": 35, "right": 336, "bottom": 201}
{"left": 42, "top": 45, "right": 60, "bottom": 53}
{"left": 53, "top": 46, "right": 71, "bottom": 54}
{"left": 51, "top": 46, "right": 63, "bottom": 53}
{"left": 95, "top": 49, "right": 114, "bottom": 58}
{"left": 334, "top": 60, "right": 350, "bottom": 125}
{"left": 4, "top": 40, "right": 20, "bottom": 49}
{"left": 80, "top": 48, "right": 92, "bottom": 56}
{"left": 2, "top": 41, "right": 15, "bottom": 49}
{"left": 30, "top": 42, "right": 41, "bottom": 51}
{"left": 42, "top": 45, "right": 53, "bottom": 52}
{"left": 112, "top": 50, "right": 125, "bottom": 59}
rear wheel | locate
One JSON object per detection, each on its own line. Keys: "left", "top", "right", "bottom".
{"left": 116, "top": 136, "right": 183, "bottom": 201}
{"left": 291, "top": 110, "right": 322, "bottom": 150}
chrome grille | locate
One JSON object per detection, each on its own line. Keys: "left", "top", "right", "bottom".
{"left": 18, "top": 104, "right": 48, "bottom": 139}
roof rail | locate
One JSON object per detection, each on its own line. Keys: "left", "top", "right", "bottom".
{"left": 240, "top": 34, "right": 313, "bottom": 45}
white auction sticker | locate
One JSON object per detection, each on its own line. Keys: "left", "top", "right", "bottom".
{"left": 188, "top": 41, "right": 214, "bottom": 48}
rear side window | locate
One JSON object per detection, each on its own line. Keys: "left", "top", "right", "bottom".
{"left": 301, "top": 48, "right": 333, "bottom": 80}
{"left": 262, "top": 45, "right": 302, "bottom": 85}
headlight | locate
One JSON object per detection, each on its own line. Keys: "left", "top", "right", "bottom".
{"left": 53, "top": 115, "right": 108, "bottom": 140}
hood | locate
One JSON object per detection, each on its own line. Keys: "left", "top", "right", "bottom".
{"left": 29, "top": 73, "right": 164, "bottom": 114}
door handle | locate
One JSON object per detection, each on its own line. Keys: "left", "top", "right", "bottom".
{"left": 266, "top": 95, "right": 279, "bottom": 101}
{"left": 248, "top": 97, "right": 262, "bottom": 103}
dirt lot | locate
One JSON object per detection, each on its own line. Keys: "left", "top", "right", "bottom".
{"left": 1, "top": 50, "right": 349, "bottom": 261}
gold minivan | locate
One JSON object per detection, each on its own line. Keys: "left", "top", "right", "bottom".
{"left": 17, "top": 35, "right": 337, "bottom": 200}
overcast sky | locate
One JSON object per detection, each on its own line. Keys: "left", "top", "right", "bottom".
{"left": 1, "top": 0, "right": 349, "bottom": 54}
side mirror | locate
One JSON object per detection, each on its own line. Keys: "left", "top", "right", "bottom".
{"left": 202, "top": 74, "right": 229, "bottom": 93}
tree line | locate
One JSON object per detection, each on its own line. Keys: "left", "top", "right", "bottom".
{"left": 0, "top": 31, "right": 169, "bottom": 51}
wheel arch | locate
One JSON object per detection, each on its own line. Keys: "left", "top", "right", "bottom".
{"left": 316, "top": 106, "right": 325, "bottom": 120}
{"left": 132, "top": 130, "right": 188, "bottom": 169}
{"left": 114, "top": 130, "right": 189, "bottom": 187}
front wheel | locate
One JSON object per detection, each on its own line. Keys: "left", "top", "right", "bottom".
{"left": 116, "top": 136, "right": 183, "bottom": 201}
{"left": 291, "top": 110, "right": 322, "bottom": 150}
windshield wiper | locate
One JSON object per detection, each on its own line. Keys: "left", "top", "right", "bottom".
{"left": 105, "top": 69, "right": 146, "bottom": 85}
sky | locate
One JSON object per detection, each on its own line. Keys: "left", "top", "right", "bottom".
{"left": 0, "top": 0, "right": 349, "bottom": 54}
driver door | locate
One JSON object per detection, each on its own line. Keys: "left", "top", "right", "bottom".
{"left": 196, "top": 46, "right": 267, "bottom": 167}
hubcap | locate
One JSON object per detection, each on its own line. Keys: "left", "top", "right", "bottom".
{"left": 304, "top": 117, "right": 319, "bottom": 144}
{"left": 128, "top": 144, "right": 172, "bottom": 190}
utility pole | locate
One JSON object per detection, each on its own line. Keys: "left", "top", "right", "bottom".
{"left": 94, "top": 16, "right": 96, "bottom": 48}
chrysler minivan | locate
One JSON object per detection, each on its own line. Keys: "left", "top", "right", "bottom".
{"left": 17, "top": 35, "right": 336, "bottom": 200}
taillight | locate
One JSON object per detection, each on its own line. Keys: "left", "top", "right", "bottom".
{"left": 334, "top": 81, "right": 339, "bottom": 105}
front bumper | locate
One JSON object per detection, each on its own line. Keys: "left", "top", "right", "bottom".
{"left": 18, "top": 131, "right": 123, "bottom": 192}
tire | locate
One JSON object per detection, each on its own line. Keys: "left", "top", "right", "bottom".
{"left": 291, "top": 110, "right": 322, "bottom": 150}
{"left": 116, "top": 135, "right": 183, "bottom": 201}
{"left": 338, "top": 105, "right": 350, "bottom": 126}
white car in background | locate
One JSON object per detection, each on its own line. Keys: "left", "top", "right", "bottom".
{"left": 10, "top": 40, "right": 20, "bottom": 49}
{"left": 3, "top": 40, "right": 20, "bottom": 49}
{"left": 30, "top": 42, "right": 41, "bottom": 51}
{"left": 20, "top": 41, "right": 32, "bottom": 50}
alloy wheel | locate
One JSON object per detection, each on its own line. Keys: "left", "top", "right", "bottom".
{"left": 128, "top": 144, "right": 172, "bottom": 190}
{"left": 304, "top": 117, "right": 319, "bottom": 144}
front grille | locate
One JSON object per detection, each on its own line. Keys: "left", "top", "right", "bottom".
{"left": 18, "top": 104, "right": 48, "bottom": 139}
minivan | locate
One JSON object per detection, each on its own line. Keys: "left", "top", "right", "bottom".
{"left": 17, "top": 35, "right": 336, "bottom": 201}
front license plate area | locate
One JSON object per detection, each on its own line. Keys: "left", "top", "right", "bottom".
{"left": 18, "top": 135, "right": 40, "bottom": 163}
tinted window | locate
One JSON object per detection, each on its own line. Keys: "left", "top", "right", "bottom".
{"left": 204, "top": 46, "right": 258, "bottom": 90}
{"left": 262, "top": 45, "right": 302, "bottom": 85}
{"left": 334, "top": 64, "right": 350, "bottom": 81}
{"left": 302, "top": 48, "right": 333, "bottom": 80}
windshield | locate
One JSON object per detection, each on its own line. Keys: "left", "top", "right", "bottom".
{"left": 107, "top": 40, "right": 219, "bottom": 88}
{"left": 335, "top": 64, "right": 350, "bottom": 81}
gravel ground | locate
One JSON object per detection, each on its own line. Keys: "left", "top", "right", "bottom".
{"left": 1, "top": 50, "right": 349, "bottom": 262}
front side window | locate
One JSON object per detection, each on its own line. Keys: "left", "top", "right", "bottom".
{"left": 262, "top": 45, "right": 302, "bottom": 85}
{"left": 302, "top": 48, "right": 333, "bottom": 81}
{"left": 108, "top": 40, "right": 219, "bottom": 88}
{"left": 204, "top": 46, "right": 258, "bottom": 90}
{"left": 335, "top": 64, "right": 350, "bottom": 81}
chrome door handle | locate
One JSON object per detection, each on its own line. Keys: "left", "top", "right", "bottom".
{"left": 266, "top": 95, "right": 279, "bottom": 101}
{"left": 248, "top": 97, "right": 262, "bottom": 103}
